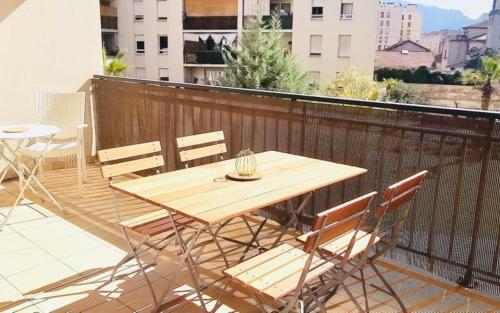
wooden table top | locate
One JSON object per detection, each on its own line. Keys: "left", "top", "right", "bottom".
{"left": 111, "top": 151, "right": 367, "bottom": 225}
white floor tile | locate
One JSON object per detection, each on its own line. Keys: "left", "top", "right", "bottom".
{"left": 0, "top": 279, "right": 24, "bottom": 303}
{"left": 7, "top": 260, "right": 78, "bottom": 294}
{"left": 61, "top": 245, "right": 126, "bottom": 274}
{"left": 0, "top": 246, "right": 55, "bottom": 277}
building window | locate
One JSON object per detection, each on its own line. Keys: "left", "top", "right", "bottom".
{"left": 159, "top": 35, "right": 168, "bottom": 53}
{"left": 400, "top": 29, "right": 403, "bottom": 36}
{"left": 135, "top": 67, "right": 146, "bottom": 78}
{"left": 159, "top": 68, "right": 169, "bottom": 81}
{"left": 386, "top": 20, "right": 390, "bottom": 27}
{"left": 378, "top": 45, "right": 382, "bottom": 50}
{"left": 387, "top": 11, "right": 391, "bottom": 18}
{"left": 310, "top": 35, "right": 322, "bottom": 56}
{"left": 408, "top": 14, "right": 412, "bottom": 20}
{"left": 384, "top": 36, "right": 388, "bottom": 43}
{"left": 133, "top": 1, "right": 144, "bottom": 21}
{"left": 401, "top": 14, "right": 404, "bottom": 20}
{"left": 308, "top": 71, "right": 321, "bottom": 87}
{"left": 272, "top": 2, "right": 292, "bottom": 15}
{"left": 338, "top": 35, "right": 351, "bottom": 58}
{"left": 312, "top": 0, "right": 324, "bottom": 18}
{"left": 408, "top": 22, "right": 411, "bottom": 27}
{"left": 407, "top": 29, "right": 411, "bottom": 36}
{"left": 380, "top": 12, "right": 384, "bottom": 18}
{"left": 380, "top": 20, "right": 384, "bottom": 27}
{"left": 340, "top": 3, "right": 353, "bottom": 19}
{"left": 157, "top": 0, "right": 168, "bottom": 20}
{"left": 135, "top": 35, "right": 145, "bottom": 53}
{"left": 378, "top": 36, "right": 382, "bottom": 43}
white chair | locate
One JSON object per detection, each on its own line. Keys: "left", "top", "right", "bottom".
{"left": 18, "top": 92, "right": 88, "bottom": 194}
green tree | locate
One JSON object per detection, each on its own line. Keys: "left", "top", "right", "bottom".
{"left": 219, "top": 13, "right": 308, "bottom": 93}
{"left": 103, "top": 48, "right": 128, "bottom": 76}
{"left": 462, "top": 56, "right": 500, "bottom": 110}
{"left": 323, "top": 69, "right": 384, "bottom": 101}
{"left": 380, "top": 79, "right": 424, "bottom": 104}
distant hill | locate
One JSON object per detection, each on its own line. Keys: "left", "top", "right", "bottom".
{"left": 391, "top": 1, "right": 489, "bottom": 32}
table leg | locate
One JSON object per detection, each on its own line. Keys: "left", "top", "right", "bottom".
{"left": 2, "top": 136, "right": 64, "bottom": 212}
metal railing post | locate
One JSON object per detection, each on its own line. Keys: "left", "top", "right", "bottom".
{"left": 458, "top": 118, "right": 495, "bottom": 288}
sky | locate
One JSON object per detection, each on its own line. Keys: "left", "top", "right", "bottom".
{"left": 410, "top": 0, "right": 492, "bottom": 19}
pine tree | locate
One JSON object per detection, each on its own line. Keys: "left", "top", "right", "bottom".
{"left": 219, "top": 13, "right": 308, "bottom": 93}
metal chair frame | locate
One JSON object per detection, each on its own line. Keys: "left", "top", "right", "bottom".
{"left": 225, "top": 192, "right": 378, "bottom": 313}
{"left": 98, "top": 141, "right": 183, "bottom": 307}
{"left": 340, "top": 171, "right": 429, "bottom": 313}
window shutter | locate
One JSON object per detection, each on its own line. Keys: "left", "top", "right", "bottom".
{"left": 157, "top": 0, "right": 168, "bottom": 19}
{"left": 338, "top": 35, "right": 351, "bottom": 57}
{"left": 310, "top": 35, "right": 322, "bottom": 55}
{"left": 133, "top": 1, "right": 144, "bottom": 19}
{"left": 312, "top": 0, "right": 324, "bottom": 7}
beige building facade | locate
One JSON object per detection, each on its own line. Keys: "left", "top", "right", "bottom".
{"left": 1, "top": 0, "right": 103, "bottom": 123}
{"left": 376, "top": 2, "right": 422, "bottom": 51}
{"left": 107, "top": 0, "right": 378, "bottom": 86}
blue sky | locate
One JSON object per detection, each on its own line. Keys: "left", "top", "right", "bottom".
{"left": 411, "top": 0, "right": 492, "bottom": 19}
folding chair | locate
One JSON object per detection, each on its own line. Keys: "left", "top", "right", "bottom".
{"left": 357, "top": 171, "right": 429, "bottom": 313}
{"left": 176, "top": 130, "right": 259, "bottom": 258}
{"left": 98, "top": 141, "right": 192, "bottom": 307}
{"left": 224, "top": 192, "right": 377, "bottom": 313}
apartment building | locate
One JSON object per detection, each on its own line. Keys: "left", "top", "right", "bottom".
{"left": 487, "top": 0, "right": 500, "bottom": 50}
{"left": 106, "top": 0, "right": 378, "bottom": 86}
{"left": 376, "top": 2, "right": 422, "bottom": 51}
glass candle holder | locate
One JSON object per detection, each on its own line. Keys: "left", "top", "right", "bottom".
{"left": 235, "top": 149, "right": 257, "bottom": 176}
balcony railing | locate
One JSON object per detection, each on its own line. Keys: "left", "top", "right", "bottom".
{"left": 184, "top": 51, "right": 225, "bottom": 65}
{"left": 92, "top": 75, "right": 500, "bottom": 297}
{"left": 100, "top": 5, "right": 117, "bottom": 17}
{"left": 243, "top": 15, "right": 293, "bottom": 30}
{"left": 183, "top": 16, "right": 238, "bottom": 30}
{"left": 101, "top": 16, "right": 118, "bottom": 30}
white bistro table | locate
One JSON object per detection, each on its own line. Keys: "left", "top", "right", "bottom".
{"left": 0, "top": 124, "right": 64, "bottom": 230}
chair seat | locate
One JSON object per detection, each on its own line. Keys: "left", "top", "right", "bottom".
{"left": 223, "top": 243, "right": 334, "bottom": 302}
{"left": 120, "top": 209, "right": 193, "bottom": 236}
{"left": 297, "top": 229, "right": 382, "bottom": 259}
{"left": 19, "top": 141, "right": 77, "bottom": 158}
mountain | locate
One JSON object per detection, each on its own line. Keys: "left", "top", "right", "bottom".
{"left": 391, "top": 1, "right": 489, "bottom": 33}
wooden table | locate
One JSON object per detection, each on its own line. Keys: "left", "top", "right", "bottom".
{"left": 111, "top": 151, "right": 367, "bottom": 312}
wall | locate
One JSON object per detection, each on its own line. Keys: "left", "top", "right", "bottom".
{"left": 0, "top": 0, "right": 103, "bottom": 124}
{"left": 292, "top": 0, "right": 378, "bottom": 85}
{"left": 412, "top": 83, "right": 500, "bottom": 111}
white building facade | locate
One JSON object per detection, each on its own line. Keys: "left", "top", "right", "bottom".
{"left": 487, "top": 0, "right": 500, "bottom": 50}
{"left": 106, "top": 0, "right": 378, "bottom": 86}
{"left": 376, "top": 2, "right": 422, "bottom": 51}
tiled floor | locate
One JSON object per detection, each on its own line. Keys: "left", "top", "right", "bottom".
{"left": 0, "top": 166, "right": 499, "bottom": 313}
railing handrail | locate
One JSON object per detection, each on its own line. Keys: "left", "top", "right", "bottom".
{"left": 93, "top": 75, "right": 500, "bottom": 120}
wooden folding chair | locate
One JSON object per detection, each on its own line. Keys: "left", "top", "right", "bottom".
{"left": 359, "top": 170, "right": 429, "bottom": 313}
{"left": 176, "top": 130, "right": 226, "bottom": 168}
{"left": 98, "top": 141, "right": 192, "bottom": 307}
{"left": 224, "top": 192, "right": 377, "bottom": 313}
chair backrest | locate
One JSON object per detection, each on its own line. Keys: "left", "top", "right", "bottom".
{"left": 35, "top": 92, "right": 86, "bottom": 139}
{"left": 176, "top": 130, "right": 227, "bottom": 167}
{"left": 303, "top": 192, "right": 377, "bottom": 255}
{"left": 97, "top": 141, "right": 164, "bottom": 180}
{"left": 374, "top": 170, "right": 428, "bottom": 244}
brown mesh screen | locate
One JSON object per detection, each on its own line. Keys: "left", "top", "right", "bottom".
{"left": 92, "top": 77, "right": 500, "bottom": 296}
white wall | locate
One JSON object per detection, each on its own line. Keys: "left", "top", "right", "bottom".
{"left": 0, "top": 0, "right": 103, "bottom": 124}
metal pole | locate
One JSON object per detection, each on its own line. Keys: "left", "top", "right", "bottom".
{"left": 458, "top": 118, "right": 495, "bottom": 287}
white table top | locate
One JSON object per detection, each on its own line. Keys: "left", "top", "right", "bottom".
{"left": 0, "top": 124, "right": 60, "bottom": 140}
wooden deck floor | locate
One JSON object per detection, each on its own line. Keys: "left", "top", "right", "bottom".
{"left": 0, "top": 165, "right": 499, "bottom": 313}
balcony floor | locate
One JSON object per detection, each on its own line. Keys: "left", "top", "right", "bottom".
{"left": 0, "top": 165, "right": 499, "bottom": 313}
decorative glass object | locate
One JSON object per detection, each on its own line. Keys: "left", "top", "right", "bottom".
{"left": 235, "top": 149, "right": 257, "bottom": 176}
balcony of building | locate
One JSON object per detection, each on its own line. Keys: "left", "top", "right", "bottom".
{"left": 183, "top": 0, "right": 238, "bottom": 30}
{"left": 183, "top": 33, "right": 236, "bottom": 65}
{"left": 100, "top": 1, "right": 118, "bottom": 31}
{"left": 243, "top": 0, "right": 293, "bottom": 30}
{"left": 1, "top": 75, "right": 500, "bottom": 312}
